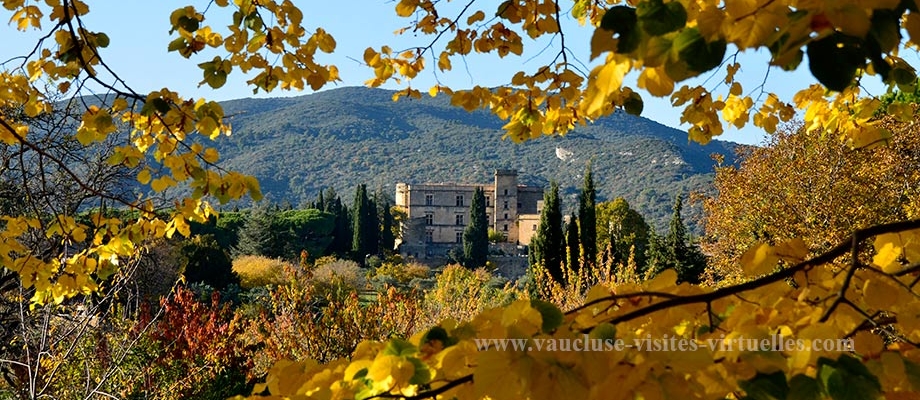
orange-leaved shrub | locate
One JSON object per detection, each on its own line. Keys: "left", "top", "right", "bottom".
{"left": 239, "top": 258, "right": 422, "bottom": 376}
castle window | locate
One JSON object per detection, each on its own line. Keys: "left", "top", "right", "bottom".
{"left": 503, "top": 200, "right": 509, "bottom": 210}
{"left": 456, "top": 195, "right": 464, "bottom": 207}
{"left": 456, "top": 231, "right": 463, "bottom": 243}
{"left": 455, "top": 214, "right": 464, "bottom": 225}
{"left": 485, "top": 196, "right": 491, "bottom": 207}
{"left": 425, "top": 230, "right": 433, "bottom": 243}
{"left": 425, "top": 213, "right": 433, "bottom": 225}
{"left": 517, "top": 202, "right": 522, "bottom": 208}
{"left": 503, "top": 189, "right": 508, "bottom": 196}
{"left": 425, "top": 194, "right": 433, "bottom": 206}
{"left": 532, "top": 224, "right": 537, "bottom": 231}
{"left": 503, "top": 224, "right": 508, "bottom": 231}
{"left": 504, "top": 213, "right": 509, "bottom": 220}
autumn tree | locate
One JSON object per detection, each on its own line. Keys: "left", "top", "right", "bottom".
{"left": 703, "top": 119, "right": 920, "bottom": 283}
{"left": 530, "top": 181, "right": 564, "bottom": 285}
{"left": 578, "top": 163, "right": 597, "bottom": 271}
{"left": 463, "top": 187, "right": 489, "bottom": 269}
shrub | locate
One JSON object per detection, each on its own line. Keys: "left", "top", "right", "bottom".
{"left": 370, "top": 261, "right": 430, "bottom": 284}
{"left": 421, "top": 264, "right": 519, "bottom": 326}
{"left": 311, "top": 258, "right": 365, "bottom": 299}
{"left": 239, "top": 267, "right": 422, "bottom": 376}
{"left": 179, "top": 234, "right": 239, "bottom": 290}
{"left": 232, "top": 255, "right": 291, "bottom": 289}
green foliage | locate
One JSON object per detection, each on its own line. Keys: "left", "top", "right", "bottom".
{"left": 578, "top": 163, "right": 597, "bottom": 271}
{"left": 324, "top": 190, "right": 353, "bottom": 258}
{"left": 274, "top": 208, "right": 335, "bottom": 261}
{"left": 463, "top": 187, "right": 489, "bottom": 269}
{"left": 598, "top": 197, "right": 651, "bottom": 273}
{"left": 352, "top": 184, "right": 379, "bottom": 260}
{"left": 378, "top": 194, "right": 396, "bottom": 254}
{"left": 234, "top": 201, "right": 277, "bottom": 258}
{"left": 530, "top": 181, "right": 565, "bottom": 285}
{"left": 651, "top": 194, "right": 707, "bottom": 283}
{"left": 488, "top": 228, "right": 507, "bottom": 243}
{"left": 179, "top": 234, "right": 239, "bottom": 290}
{"left": 566, "top": 212, "right": 580, "bottom": 274}
{"left": 190, "top": 211, "right": 246, "bottom": 249}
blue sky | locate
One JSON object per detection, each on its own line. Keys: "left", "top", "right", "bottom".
{"left": 1, "top": 1, "right": 870, "bottom": 145}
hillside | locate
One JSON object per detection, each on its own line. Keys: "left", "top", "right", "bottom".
{"left": 213, "top": 87, "right": 739, "bottom": 231}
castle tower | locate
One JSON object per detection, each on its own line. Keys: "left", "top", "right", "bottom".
{"left": 493, "top": 169, "right": 519, "bottom": 243}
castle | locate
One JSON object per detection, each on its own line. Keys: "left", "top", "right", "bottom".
{"left": 395, "top": 170, "right": 543, "bottom": 260}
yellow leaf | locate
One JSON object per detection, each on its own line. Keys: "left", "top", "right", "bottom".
{"left": 136, "top": 169, "right": 152, "bottom": 185}
{"left": 589, "top": 28, "right": 616, "bottom": 61}
{"left": 907, "top": 13, "right": 920, "bottom": 48}
{"left": 887, "top": 102, "right": 914, "bottom": 122}
{"left": 873, "top": 233, "right": 903, "bottom": 273}
{"left": 648, "top": 269, "right": 677, "bottom": 290}
{"left": 774, "top": 238, "right": 808, "bottom": 263}
{"left": 395, "top": 0, "right": 418, "bottom": 17}
{"left": 740, "top": 242, "right": 778, "bottom": 276}
{"left": 151, "top": 176, "right": 174, "bottom": 192}
{"left": 368, "top": 354, "right": 415, "bottom": 393}
{"left": 852, "top": 331, "right": 884, "bottom": 357}
{"left": 584, "top": 57, "right": 630, "bottom": 116}
{"left": 174, "top": 217, "right": 190, "bottom": 237}
{"left": 71, "top": 227, "right": 86, "bottom": 243}
{"left": 438, "top": 51, "right": 451, "bottom": 71}
{"left": 730, "top": 82, "right": 742, "bottom": 96}
{"left": 863, "top": 278, "right": 900, "bottom": 310}
{"left": 75, "top": 126, "right": 95, "bottom": 146}
{"left": 848, "top": 124, "right": 890, "bottom": 149}
{"left": 826, "top": 4, "right": 870, "bottom": 37}
{"left": 467, "top": 10, "right": 485, "bottom": 25}
{"left": 637, "top": 67, "right": 674, "bottom": 97}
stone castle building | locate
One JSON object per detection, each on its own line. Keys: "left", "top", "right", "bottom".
{"left": 395, "top": 170, "right": 543, "bottom": 259}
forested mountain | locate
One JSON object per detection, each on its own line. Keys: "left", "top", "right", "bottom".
{"left": 213, "top": 86, "right": 740, "bottom": 231}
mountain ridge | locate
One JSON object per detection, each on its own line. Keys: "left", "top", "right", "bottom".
{"left": 211, "top": 86, "right": 740, "bottom": 231}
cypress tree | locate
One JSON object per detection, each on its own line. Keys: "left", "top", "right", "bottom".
{"left": 660, "top": 193, "right": 707, "bottom": 283}
{"left": 328, "top": 196, "right": 352, "bottom": 258}
{"left": 644, "top": 227, "right": 664, "bottom": 279}
{"left": 379, "top": 197, "right": 396, "bottom": 254}
{"left": 578, "top": 163, "right": 597, "bottom": 271}
{"left": 463, "top": 186, "right": 489, "bottom": 268}
{"left": 314, "top": 190, "right": 325, "bottom": 210}
{"left": 322, "top": 187, "right": 337, "bottom": 212}
{"left": 566, "top": 212, "right": 580, "bottom": 275}
{"left": 531, "top": 181, "right": 565, "bottom": 284}
{"left": 352, "top": 184, "right": 375, "bottom": 260}
{"left": 367, "top": 194, "right": 380, "bottom": 256}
